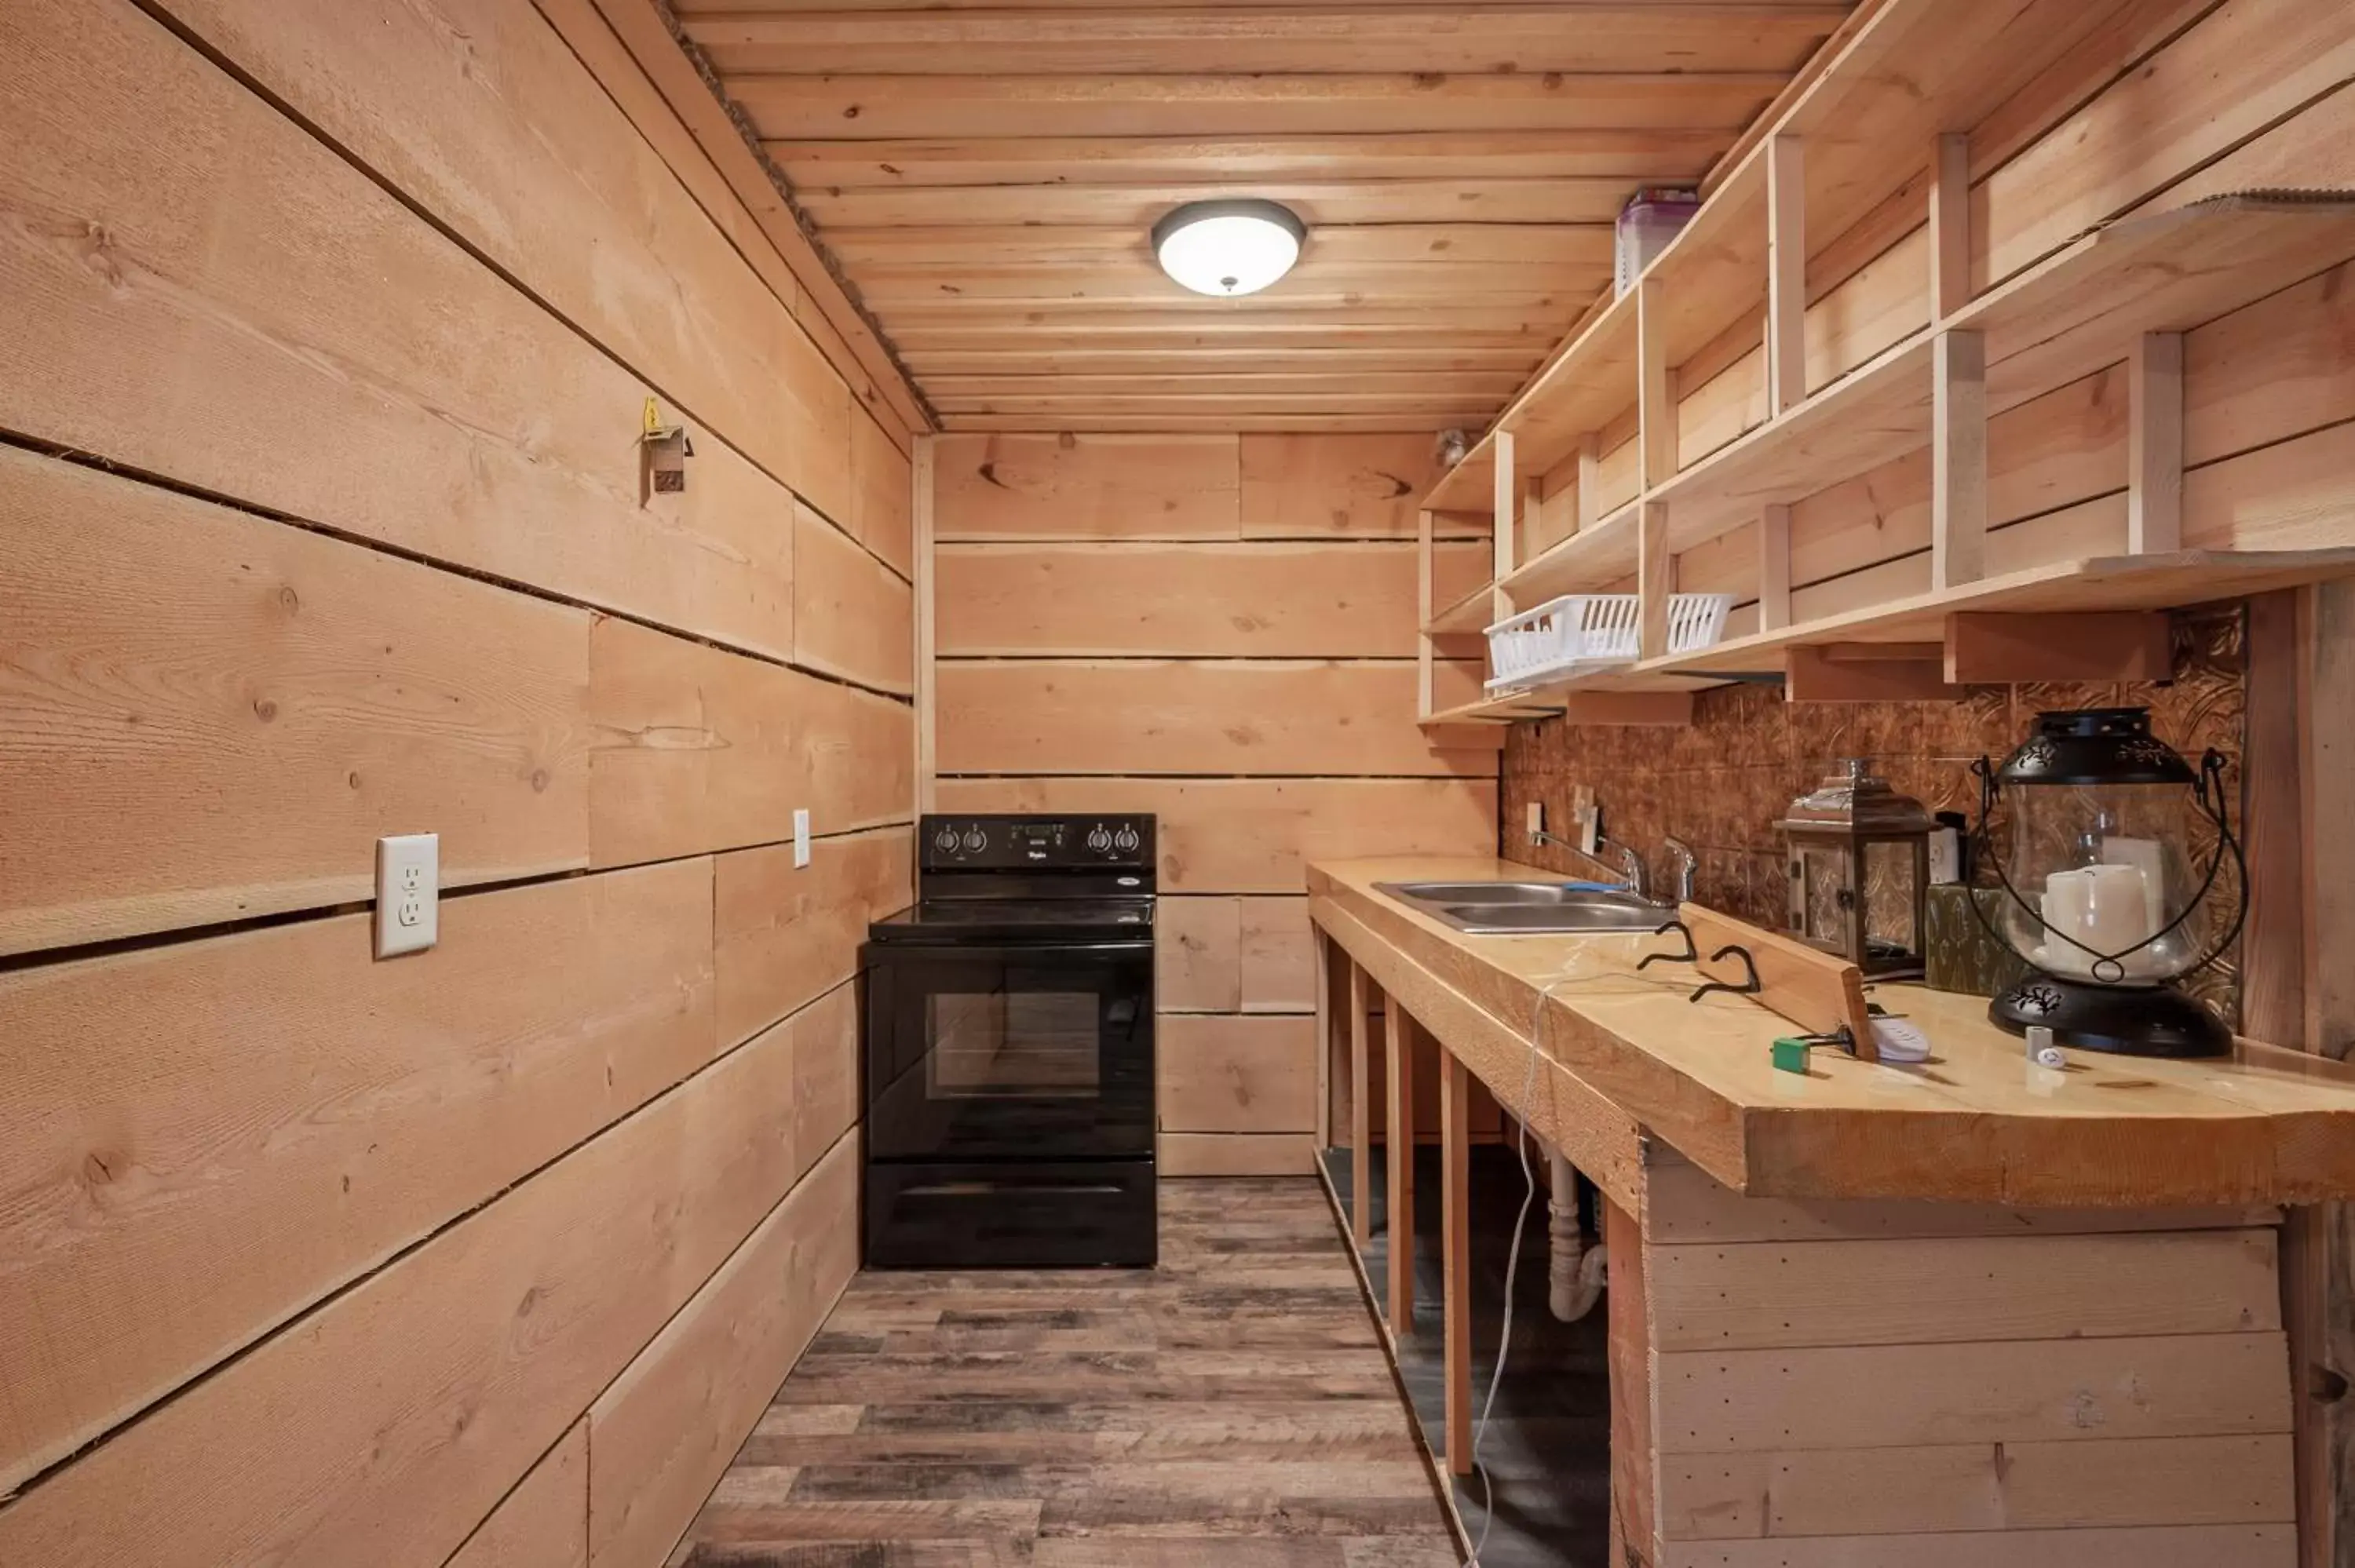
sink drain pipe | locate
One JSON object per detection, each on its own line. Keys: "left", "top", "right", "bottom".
{"left": 1547, "top": 1148, "right": 1608, "bottom": 1322}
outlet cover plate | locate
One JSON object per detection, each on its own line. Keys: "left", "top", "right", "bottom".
{"left": 792, "top": 808, "right": 812, "bottom": 868}
{"left": 375, "top": 833, "right": 440, "bottom": 958}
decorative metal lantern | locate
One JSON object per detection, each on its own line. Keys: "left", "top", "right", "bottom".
{"left": 1779, "top": 759, "right": 1934, "bottom": 979}
{"left": 1970, "top": 707, "right": 2246, "bottom": 1058}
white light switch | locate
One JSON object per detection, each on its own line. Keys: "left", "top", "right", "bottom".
{"left": 375, "top": 833, "right": 440, "bottom": 958}
{"left": 792, "top": 809, "right": 812, "bottom": 868}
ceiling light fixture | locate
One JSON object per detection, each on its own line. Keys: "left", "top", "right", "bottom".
{"left": 1152, "top": 199, "right": 1305, "bottom": 297}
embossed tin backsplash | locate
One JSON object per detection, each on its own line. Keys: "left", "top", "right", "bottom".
{"left": 1500, "top": 603, "right": 2246, "bottom": 1026}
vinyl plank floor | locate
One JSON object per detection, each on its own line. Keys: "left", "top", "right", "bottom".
{"left": 1324, "top": 1144, "right": 1612, "bottom": 1568}
{"left": 668, "top": 1178, "right": 1460, "bottom": 1568}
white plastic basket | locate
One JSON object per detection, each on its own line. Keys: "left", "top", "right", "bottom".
{"left": 1484, "top": 592, "right": 1732, "bottom": 691}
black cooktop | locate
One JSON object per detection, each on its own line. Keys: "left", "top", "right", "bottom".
{"left": 867, "top": 896, "right": 1155, "bottom": 944}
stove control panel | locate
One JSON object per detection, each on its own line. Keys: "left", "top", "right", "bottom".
{"left": 918, "top": 813, "right": 1156, "bottom": 871}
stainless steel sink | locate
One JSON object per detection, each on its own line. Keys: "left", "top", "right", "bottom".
{"left": 1378, "top": 881, "right": 1594, "bottom": 905}
{"left": 1375, "top": 881, "right": 1671, "bottom": 935}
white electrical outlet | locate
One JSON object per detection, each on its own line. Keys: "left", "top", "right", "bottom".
{"left": 1525, "top": 801, "right": 1545, "bottom": 841}
{"left": 375, "top": 833, "right": 440, "bottom": 958}
{"left": 792, "top": 808, "right": 812, "bottom": 868}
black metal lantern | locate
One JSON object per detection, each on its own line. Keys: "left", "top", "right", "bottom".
{"left": 1779, "top": 759, "right": 1934, "bottom": 979}
{"left": 1970, "top": 707, "right": 2247, "bottom": 1058}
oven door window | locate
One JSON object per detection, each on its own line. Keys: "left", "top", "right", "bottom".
{"left": 867, "top": 944, "right": 1152, "bottom": 1161}
{"left": 929, "top": 990, "right": 1111, "bottom": 1099}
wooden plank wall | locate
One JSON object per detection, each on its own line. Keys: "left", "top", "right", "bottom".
{"left": 1641, "top": 1161, "right": 2299, "bottom": 1566}
{"left": 0, "top": 0, "right": 912, "bottom": 1563}
{"left": 930, "top": 432, "right": 1501, "bottom": 1172}
{"left": 1520, "top": 0, "right": 2355, "bottom": 630}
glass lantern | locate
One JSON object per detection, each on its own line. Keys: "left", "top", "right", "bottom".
{"left": 1970, "top": 707, "right": 2245, "bottom": 1057}
{"left": 1779, "top": 760, "right": 1934, "bottom": 980}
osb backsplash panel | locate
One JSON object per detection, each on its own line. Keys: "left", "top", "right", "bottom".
{"left": 1500, "top": 604, "right": 2247, "bottom": 1024}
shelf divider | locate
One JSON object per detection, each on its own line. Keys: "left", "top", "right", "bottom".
{"left": 1931, "top": 328, "right": 1988, "bottom": 591}
{"left": 2127, "top": 332, "right": 2185, "bottom": 554}
{"left": 1766, "top": 133, "right": 1806, "bottom": 417}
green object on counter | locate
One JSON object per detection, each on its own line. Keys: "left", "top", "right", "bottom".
{"left": 1772, "top": 1037, "right": 1813, "bottom": 1074}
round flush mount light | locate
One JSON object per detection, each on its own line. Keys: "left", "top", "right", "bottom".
{"left": 1152, "top": 199, "right": 1305, "bottom": 297}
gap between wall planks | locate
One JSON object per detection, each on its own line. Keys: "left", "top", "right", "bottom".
{"left": 925, "top": 432, "right": 1501, "bottom": 1173}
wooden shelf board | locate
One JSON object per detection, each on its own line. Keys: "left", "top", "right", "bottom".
{"left": 1422, "top": 692, "right": 1563, "bottom": 726}
{"left": 1653, "top": 329, "right": 1933, "bottom": 554}
{"left": 1972, "top": 194, "right": 2355, "bottom": 415}
{"left": 1422, "top": 581, "right": 1495, "bottom": 636}
{"left": 1413, "top": 0, "right": 2149, "bottom": 519}
{"left": 1420, "top": 288, "right": 1638, "bottom": 512}
{"left": 1641, "top": 549, "right": 2355, "bottom": 677}
{"left": 1423, "top": 443, "right": 1495, "bottom": 516}
{"left": 1650, "top": 195, "right": 2355, "bottom": 559}
{"left": 1499, "top": 500, "right": 1641, "bottom": 602}
{"left": 1644, "top": 140, "right": 1768, "bottom": 374}
{"left": 1767, "top": 0, "right": 2147, "bottom": 281}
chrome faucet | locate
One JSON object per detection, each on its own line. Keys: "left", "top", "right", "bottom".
{"left": 1528, "top": 824, "right": 1652, "bottom": 901}
{"left": 1662, "top": 837, "right": 1697, "bottom": 904}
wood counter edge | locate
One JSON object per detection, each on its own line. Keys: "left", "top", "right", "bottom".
{"left": 1306, "top": 859, "right": 2355, "bottom": 1209}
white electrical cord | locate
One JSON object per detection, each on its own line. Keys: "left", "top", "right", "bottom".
{"left": 1462, "top": 954, "right": 1693, "bottom": 1567}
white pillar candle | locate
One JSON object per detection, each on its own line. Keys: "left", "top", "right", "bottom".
{"left": 2101, "top": 835, "right": 2167, "bottom": 935}
{"left": 2039, "top": 869, "right": 2094, "bottom": 978}
{"left": 2082, "top": 862, "right": 2158, "bottom": 976}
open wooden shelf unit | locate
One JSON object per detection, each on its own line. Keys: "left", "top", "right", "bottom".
{"left": 1412, "top": 0, "right": 2355, "bottom": 732}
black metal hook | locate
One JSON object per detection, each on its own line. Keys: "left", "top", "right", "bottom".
{"left": 1689, "top": 943, "right": 1763, "bottom": 1004}
{"left": 1638, "top": 918, "right": 1697, "bottom": 970}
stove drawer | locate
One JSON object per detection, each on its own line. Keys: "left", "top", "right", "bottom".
{"left": 865, "top": 1159, "right": 1157, "bottom": 1270}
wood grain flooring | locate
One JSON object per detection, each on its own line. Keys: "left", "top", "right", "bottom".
{"left": 667, "top": 1179, "right": 1460, "bottom": 1566}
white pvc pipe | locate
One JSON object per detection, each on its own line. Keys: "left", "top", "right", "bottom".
{"left": 1547, "top": 1148, "right": 1607, "bottom": 1322}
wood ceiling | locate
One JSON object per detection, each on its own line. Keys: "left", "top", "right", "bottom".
{"left": 666, "top": 0, "right": 1860, "bottom": 432}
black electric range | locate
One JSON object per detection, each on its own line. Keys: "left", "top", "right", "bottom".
{"left": 860, "top": 814, "right": 1157, "bottom": 1269}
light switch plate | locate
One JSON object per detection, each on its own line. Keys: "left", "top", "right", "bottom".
{"left": 375, "top": 833, "right": 440, "bottom": 958}
{"left": 792, "top": 808, "right": 812, "bottom": 868}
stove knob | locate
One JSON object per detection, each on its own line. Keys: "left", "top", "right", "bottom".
{"left": 933, "top": 825, "right": 959, "bottom": 854}
{"left": 962, "top": 826, "right": 988, "bottom": 854}
{"left": 1086, "top": 826, "right": 1113, "bottom": 853}
{"left": 1113, "top": 826, "right": 1140, "bottom": 854}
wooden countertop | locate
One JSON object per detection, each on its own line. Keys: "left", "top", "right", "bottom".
{"left": 1309, "top": 855, "right": 2355, "bottom": 1207}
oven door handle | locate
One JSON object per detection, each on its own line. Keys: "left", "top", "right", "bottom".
{"left": 897, "top": 1180, "right": 1131, "bottom": 1198}
{"left": 866, "top": 939, "right": 1153, "bottom": 965}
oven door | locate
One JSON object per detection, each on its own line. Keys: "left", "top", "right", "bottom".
{"left": 864, "top": 939, "right": 1154, "bottom": 1162}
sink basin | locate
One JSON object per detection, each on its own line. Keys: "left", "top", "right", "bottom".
{"left": 1437, "top": 900, "right": 1667, "bottom": 933}
{"left": 1375, "top": 881, "right": 1672, "bottom": 935}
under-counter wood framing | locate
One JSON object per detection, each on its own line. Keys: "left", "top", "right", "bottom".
{"left": 1313, "top": 858, "right": 2348, "bottom": 1564}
